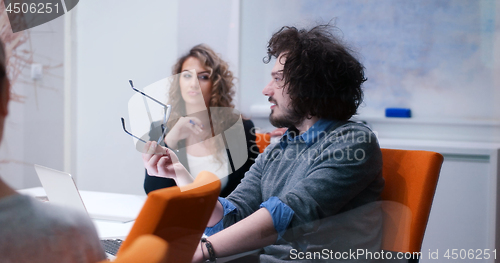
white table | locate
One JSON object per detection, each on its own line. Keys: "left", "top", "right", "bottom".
{"left": 18, "top": 187, "right": 147, "bottom": 238}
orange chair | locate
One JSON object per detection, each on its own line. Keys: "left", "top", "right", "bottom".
{"left": 116, "top": 171, "right": 221, "bottom": 263}
{"left": 380, "top": 149, "right": 443, "bottom": 262}
{"left": 255, "top": 133, "right": 271, "bottom": 153}
{"left": 98, "top": 235, "right": 167, "bottom": 263}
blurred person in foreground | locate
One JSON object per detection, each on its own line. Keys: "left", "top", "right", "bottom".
{"left": 0, "top": 39, "right": 105, "bottom": 262}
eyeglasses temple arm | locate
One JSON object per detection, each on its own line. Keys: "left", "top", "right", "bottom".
{"left": 121, "top": 117, "right": 147, "bottom": 143}
{"left": 126, "top": 80, "right": 175, "bottom": 149}
{"left": 129, "top": 79, "right": 167, "bottom": 108}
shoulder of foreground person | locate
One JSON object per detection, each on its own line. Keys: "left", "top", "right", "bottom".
{"left": 0, "top": 194, "right": 105, "bottom": 263}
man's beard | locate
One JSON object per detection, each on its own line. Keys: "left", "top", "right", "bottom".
{"left": 269, "top": 107, "right": 302, "bottom": 128}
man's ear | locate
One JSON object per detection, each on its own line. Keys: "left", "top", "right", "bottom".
{"left": 0, "top": 78, "right": 10, "bottom": 117}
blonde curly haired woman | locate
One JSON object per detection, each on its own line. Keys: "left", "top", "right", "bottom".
{"left": 143, "top": 44, "right": 258, "bottom": 197}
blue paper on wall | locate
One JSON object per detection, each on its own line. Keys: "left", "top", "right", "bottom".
{"left": 385, "top": 108, "right": 411, "bottom": 118}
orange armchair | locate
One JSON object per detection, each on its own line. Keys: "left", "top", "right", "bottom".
{"left": 116, "top": 171, "right": 221, "bottom": 263}
{"left": 255, "top": 133, "right": 271, "bottom": 153}
{"left": 255, "top": 128, "right": 286, "bottom": 153}
{"left": 380, "top": 148, "right": 443, "bottom": 262}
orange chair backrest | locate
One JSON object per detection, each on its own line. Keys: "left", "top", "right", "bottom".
{"left": 117, "top": 171, "right": 221, "bottom": 263}
{"left": 255, "top": 133, "right": 271, "bottom": 153}
{"left": 98, "top": 234, "right": 167, "bottom": 263}
{"left": 380, "top": 148, "right": 443, "bottom": 253}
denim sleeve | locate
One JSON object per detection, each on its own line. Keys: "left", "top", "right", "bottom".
{"left": 260, "top": 196, "right": 295, "bottom": 238}
{"left": 204, "top": 197, "right": 238, "bottom": 236}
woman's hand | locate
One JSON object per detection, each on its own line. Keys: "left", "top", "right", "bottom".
{"left": 142, "top": 141, "right": 194, "bottom": 186}
{"left": 164, "top": 117, "right": 204, "bottom": 149}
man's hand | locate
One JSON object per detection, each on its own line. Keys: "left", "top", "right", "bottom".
{"left": 143, "top": 141, "right": 168, "bottom": 176}
{"left": 142, "top": 141, "right": 194, "bottom": 186}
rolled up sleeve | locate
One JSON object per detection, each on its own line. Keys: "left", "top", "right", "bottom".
{"left": 260, "top": 196, "right": 295, "bottom": 239}
{"left": 204, "top": 197, "right": 237, "bottom": 236}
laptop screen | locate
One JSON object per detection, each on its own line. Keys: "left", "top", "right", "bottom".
{"left": 34, "top": 164, "right": 88, "bottom": 214}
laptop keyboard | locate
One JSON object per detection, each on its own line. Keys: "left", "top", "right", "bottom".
{"left": 100, "top": 239, "right": 123, "bottom": 256}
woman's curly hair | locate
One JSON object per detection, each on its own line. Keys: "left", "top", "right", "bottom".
{"left": 167, "top": 44, "right": 236, "bottom": 129}
{"left": 166, "top": 44, "right": 237, "bottom": 166}
{"left": 264, "top": 24, "right": 366, "bottom": 122}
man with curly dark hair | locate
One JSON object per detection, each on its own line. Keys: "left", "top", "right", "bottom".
{"left": 149, "top": 24, "right": 384, "bottom": 262}
{"left": 264, "top": 24, "right": 366, "bottom": 127}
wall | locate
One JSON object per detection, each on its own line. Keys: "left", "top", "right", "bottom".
{"left": 74, "top": 0, "right": 178, "bottom": 195}
{"left": 74, "top": 0, "right": 240, "bottom": 195}
{"left": 0, "top": 16, "right": 65, "bottom": 190}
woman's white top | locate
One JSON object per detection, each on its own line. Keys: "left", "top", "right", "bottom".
{"left": 187, "top": 152, "right": 229, "bottom": 191}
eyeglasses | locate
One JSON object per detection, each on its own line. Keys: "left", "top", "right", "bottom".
{"left": 121, "top": 80, "right": 172, "bottom": 145}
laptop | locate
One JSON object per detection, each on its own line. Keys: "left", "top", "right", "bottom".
{"left": 33, "top": 165, "right": 140, "bottom": 258}
{"left": 34, "top": 164, "right": 135, "bottom": 223}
